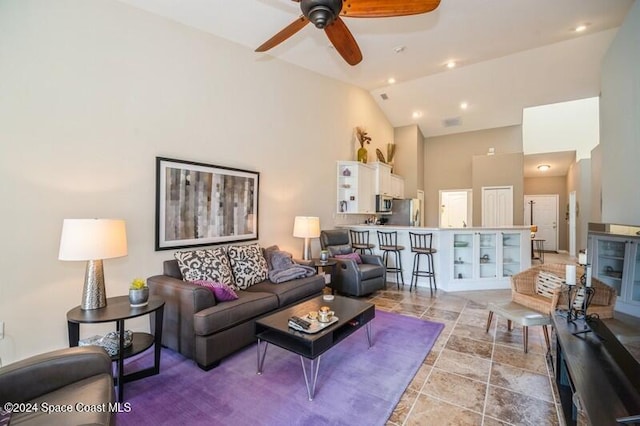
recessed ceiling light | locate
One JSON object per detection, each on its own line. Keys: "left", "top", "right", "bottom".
{"left": 394, "top": 46, "right": 406, "bottom": 54}
{"left": 412, "top": 111, "right": 423, "bottom": 119}
{"left": 387, "top": 77, "right": 396, "bottom": 84}
{"left": 446, "top": 61, "right": 456, "bottom": 69}
{"left": 537, "top": 164, "right": 551, "bottom": 171}
{"left": 460, "top": 102, "right": 468, "bottom": 110}
{"left": 574, "top": 23, "right": 590, "bottom": 32}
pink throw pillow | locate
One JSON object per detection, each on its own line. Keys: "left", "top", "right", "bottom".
{"left": 335, "top": 252, "right": 362, "bottom": 264}
{"left": 191, "top": 280, "right": 239, "bottom": 302}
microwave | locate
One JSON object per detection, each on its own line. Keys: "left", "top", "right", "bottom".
{"left": 376, "top": 195, "right": 393, "bottom": 213}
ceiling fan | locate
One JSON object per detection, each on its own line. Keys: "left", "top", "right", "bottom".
{"left": 255, "top": 0, "right": 441, "bottom": 66}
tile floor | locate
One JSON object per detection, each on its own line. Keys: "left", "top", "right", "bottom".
{"left": 356, "top": 251, "right": 640, "bottom": 425}
{"left": 369, "top": 287, "right": 560, "bottom": 426}
{"left": 360, "top": 254, "right": 580, "bottom": 426}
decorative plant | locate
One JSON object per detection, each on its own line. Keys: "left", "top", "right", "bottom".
{"left": 356, "top": 127, "right": 371, "bottom": 148}
{"left": 130, "top": 278, "right": 147, "bottom": 290}
{"left": 387, "top": 143, "right": 396, "bottom": 163}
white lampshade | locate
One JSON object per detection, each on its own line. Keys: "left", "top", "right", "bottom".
{"left": 293, "top": 216, "right": 320, "bottom": 261}
{"left": 59, "top": 218, "right": 128, "bottom": 310}
{"left": 293, "top": 216, "right": 320, "bottom": 238}
{"left": 59, "top": 219, "right": 128, "bottom": 261}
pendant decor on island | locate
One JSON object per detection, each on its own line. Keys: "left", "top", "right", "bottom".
{"left": 355, "top": 126, "right": 371, "bottom": 163}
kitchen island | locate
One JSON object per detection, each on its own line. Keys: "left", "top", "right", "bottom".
{"left": 339, "top": 225, "right": 531, "bottom": 292}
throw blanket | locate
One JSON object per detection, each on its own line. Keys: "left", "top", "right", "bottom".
{"left": 268, "top": 250, "right": 316, "bottom": 283}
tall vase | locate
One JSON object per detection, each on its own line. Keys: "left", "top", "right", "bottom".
{"left": 357, "top": 147, "right": 368, "bottom": 163}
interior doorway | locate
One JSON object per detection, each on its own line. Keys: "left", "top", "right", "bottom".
{"left": 416, "top": 190, "right": 425, "bottom": 227}
{"left": 439, "top": 189, "right": 472, "bottom": 228}
{"left": 524, "top": 194, "right": 559, "bottom": 252}
{"left": 482, "top": 186, "right": 513, "bottom": 227}
{"left": 569, "top": 191, "right": 576, "bottom": 257}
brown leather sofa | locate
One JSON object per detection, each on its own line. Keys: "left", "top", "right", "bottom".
{"left": 148, "top": 259, "right": 325, "bottom": 370}
{"left": 0, "top": 346, "right": 115, "bottom": 425}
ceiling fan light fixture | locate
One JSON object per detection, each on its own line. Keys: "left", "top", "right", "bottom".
{"left": 537, "top": 164, "right": 551, "bottom": 171}
{"left": 301, "top": 0, "right": 342, "bottom": 29}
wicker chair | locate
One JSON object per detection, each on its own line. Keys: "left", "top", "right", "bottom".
{"left": 510, "top": 263, "right": 617, "bottom": 319}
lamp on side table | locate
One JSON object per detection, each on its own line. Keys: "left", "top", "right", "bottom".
{"left": 293, "top": 216, "right": 320, "bottom": 261}
{"left": 58, "top": 218, "right": 128, "bottom": 310}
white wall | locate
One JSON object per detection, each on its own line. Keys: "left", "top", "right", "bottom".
{"left": 522, "top": 97, "right": 600, "bottom": 160}
{"left": 0, "top": 0, "right": 393, "bottom": 364}
{"left": 600, "top": 0, "right": 640, "bottom": 225}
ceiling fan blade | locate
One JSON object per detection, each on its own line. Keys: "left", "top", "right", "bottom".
{"left": 255, "top": 16, "right": 309, "bottom": 52}
{"left": 341, "top": 0, "right": 441, "bottom": 18}
{"left": 324, "top": 17, "right": 362, "bottom": 66}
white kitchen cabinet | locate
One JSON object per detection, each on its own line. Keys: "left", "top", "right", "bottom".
{"left": 390, "top": 174, "right": 404, "bottom": 199}
{"left": 373, "top": 162, "right": 392, "bottom": 196}
{"left": 451, "top": 230, "right": 527, "bottom": 284}
{"left": 588, "top": 228, "right": 640, "bottom": 317}
{"left": 337, "top": 161, "right": 375, "bottom": 214}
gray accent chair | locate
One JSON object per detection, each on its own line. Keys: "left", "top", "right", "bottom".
{"left": 320, "top": 229, "right": 386, "bottom": 296}
{"left": 0, "top": 346, "right": 115, "bottom": 425}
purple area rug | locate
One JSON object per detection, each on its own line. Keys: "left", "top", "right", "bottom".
{"left": 117, "top": 310, "right": 443, "bottom": 426}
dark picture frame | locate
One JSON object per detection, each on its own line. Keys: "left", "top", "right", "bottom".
{"left": 155, "top": 157, "right": 259, "bottom": 251}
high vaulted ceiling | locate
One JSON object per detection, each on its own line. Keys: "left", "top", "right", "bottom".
{"left": 117, "top": 0, "right": 634, "bottom": 137}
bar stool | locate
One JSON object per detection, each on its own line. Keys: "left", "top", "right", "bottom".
{"left": 377, "top": 231, "right": 405, "bottom": 289}
{"left": 409, "top": 232, "right": 437, "bottom": 295}
{"left": 349, "top": 229, "right": 375, "bottom": 255}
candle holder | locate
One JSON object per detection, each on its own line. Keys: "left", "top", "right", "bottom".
{"left": 565, "top": 266, "right": 596, "bottom": 336}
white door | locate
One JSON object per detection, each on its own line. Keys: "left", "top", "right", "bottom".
{"left": 482, "top": 186, "right": 513, "bottom": 227}
{"left": 524, "top": 195, "right": 559, "bottom": 252}
{"left": 440, "top": 190, "right": 471, "bottom": 228}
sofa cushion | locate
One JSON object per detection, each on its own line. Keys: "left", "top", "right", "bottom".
{"left": 227, "top": 244, "right": 269, "bottom": 290}
{"left": 245, "top": 275, "right": 325, "bottom": 307}
{"left": 536, "top": 271, "right": 564, "bottom": 298}
{"left": 193, "top": 291, "right": 278, "bottom": 336}
{"left": 359, "top": 263, "right": 385, "bottom": 280}
{"left": 12, "top": 374, "right": 114, "bottom": 426}
{"left": 191, "top": 280, "right": 239, "bottom": 302}
{"left": 174, "top": 248, "right": 234, "bottom": 286}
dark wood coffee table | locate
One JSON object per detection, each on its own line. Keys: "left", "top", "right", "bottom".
{"left": 255, "top": 295, "right": 375, "bottom": 400}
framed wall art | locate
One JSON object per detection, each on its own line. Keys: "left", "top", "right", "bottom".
{"left": 155, "top": 157, "right": 259, "bottom": 250}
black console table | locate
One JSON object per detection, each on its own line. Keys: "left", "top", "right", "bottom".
{"left": 552, "top": 313, "right": 640, "bottom": 425}
{"left": 67, "top": 295, "right": 165, "bottom": 401}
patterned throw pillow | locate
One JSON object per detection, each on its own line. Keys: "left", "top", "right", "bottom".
{"left": 535, "top": 270, "right": 564, "bottom": 298}
{"left": 191, "top": 280, "right": 239, "bottom": 302}
{"left": 227, "top": 243, "right": 268, "bottom": 290}
{"left": 335, "top": 252, "right": 363, "bottom": 264}
{"left": 174, "top": 248, "right": 234, "bottom": 286}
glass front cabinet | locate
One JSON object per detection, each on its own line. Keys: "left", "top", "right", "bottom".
{"left": 452, "top": 231, "right": 525, "bottom": 285}
{"left": 588, "top": 226, "right": 640, "bottom": 317}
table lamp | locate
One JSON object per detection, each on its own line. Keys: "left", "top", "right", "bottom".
{"left": 293, "top": 216, "right": 320, "bottom": 261}
{"left": 59, "top": 219, "right": 128, "bottom": 310}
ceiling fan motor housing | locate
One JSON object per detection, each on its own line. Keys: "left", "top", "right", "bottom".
{"left": 301, "top": 0, "right": 343, "bottom": 29}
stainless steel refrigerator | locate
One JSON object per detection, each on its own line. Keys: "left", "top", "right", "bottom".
{"left": 388, "top": 199, "right": 421, "bottom": 226}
